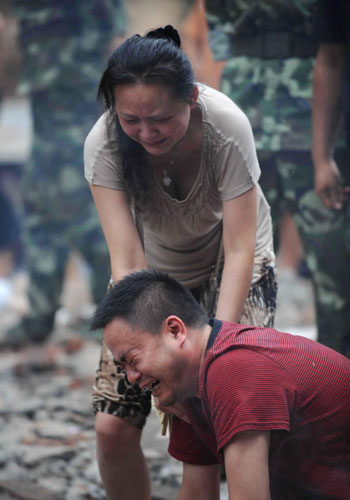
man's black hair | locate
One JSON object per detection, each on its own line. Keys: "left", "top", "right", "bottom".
{"left": 91, "top": 269, "right": 208, "bottom": 333}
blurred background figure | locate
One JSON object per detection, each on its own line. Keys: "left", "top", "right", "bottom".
{"left": 0, "top": 3, "right": 27, "bottom": 310}
{"left": 203, "top": 0, "right": 350, "bottom": 356}
{"left": 0, "top": 0, "right": 126, "bottom": 349}
{"left": 312, "top": 0, "right": 350, "bottom": 356}
{"left": 180, "top": 1, "right": 313, "bottom": 328}
{"left": 313, "top": 0, "right": 350, "bottom": 210}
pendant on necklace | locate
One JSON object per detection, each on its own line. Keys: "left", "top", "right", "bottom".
{"left": 162, "top": 170, "right": 172, "bottom": 187}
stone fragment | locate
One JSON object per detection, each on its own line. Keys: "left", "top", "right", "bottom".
{"left": 38, "top": 476, "right": 68, "bottom": 496}
{"left": 0, "top": 478, "right": 59, "bottom": 500}
{"left": 20, "top": 444, "right": 77, "bottom": 466}
{"left": 33, "top": 419, "right": 81, "bottom": 440}
{"left": 151, "top": 484, "right": 179, "bottom": 500}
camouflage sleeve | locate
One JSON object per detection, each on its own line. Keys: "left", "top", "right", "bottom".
{"left": 80, "top": 0, "right": 127, "bottom": 39}
{"left": 11, "top": 0, "right": 127, "bottom": 94}
{"left": 205, "top": 0, "right": 233, "bottom": 61}
{"left": 177, "top": 0, "right": 196, "bottom": 9}
{"left": 313, "top": 0, "right": 346, "bottom": 44}
{"left": 106, "top": 0, "right": 127, "bottom": 36}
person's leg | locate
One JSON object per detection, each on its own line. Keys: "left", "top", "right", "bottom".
{"left": 7, "top": 214, "right": 69, "bottom": 344}
{"left": 279, "top": 151, "right": 350, "bottom": 356}
{"left": 257, "top": 150, "right": 284, "bottom": 253}
{"left": 75, "top": 203, "right": 110, "bottom": 304}
{"left": 96, "top": 413, "right": 151, "bottom": 500}
{"left": 93, "top": 342, "right": 152, "bottom": 499}
{"left": 2, "top": 96, "right": 77, "bottom": 345}
{"left": 277, "top": 212, "right": 304, "bottom": 271}
{"left": 0, "top": 165, "right": 23, "bottom": 272}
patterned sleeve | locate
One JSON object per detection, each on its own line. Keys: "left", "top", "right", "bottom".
{"left": 314, "top": 0, "right": 346, "bottom": 44}
{"left": 205, "top": 349, "right": 297, "bottom": 454}
{"left": 205, "top": 1, "right": 233, "bottom": 61}
{"left": 106, "top": 0, "right": 128, "bottom": 36}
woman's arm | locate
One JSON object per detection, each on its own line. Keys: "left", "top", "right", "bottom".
{"left": 216, "top": 186, "right": 257, "bottom": 322}
{"left": 90, "top": 184, "right": 147, "bottom": 282}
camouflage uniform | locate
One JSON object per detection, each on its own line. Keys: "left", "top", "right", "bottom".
{"left": 206, "top": 0, "right": 350, "bottom": 356}
{"left": 9, "top": 0, "right": 126, "bottom": 342}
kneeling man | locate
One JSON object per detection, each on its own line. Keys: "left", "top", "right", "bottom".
{"left": 92, "top": 270, "right": 350, "bottom": 500}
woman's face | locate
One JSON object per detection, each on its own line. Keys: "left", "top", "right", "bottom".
{"left": 113, "top": 82, "right": 196, "bottom": 156}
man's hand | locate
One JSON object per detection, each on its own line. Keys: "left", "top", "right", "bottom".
{"left": 314, "top": 158, "right": 343, "bottom": 210}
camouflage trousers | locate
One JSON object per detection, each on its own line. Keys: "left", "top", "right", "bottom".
{"left": 18, "top": 91, "right": 110, "bottom": 341}
{"left": 258, "top": 150, "right": 350, "bottom": 357}
{"left": 21, "top": 203, "right": 110, "bottom": 341}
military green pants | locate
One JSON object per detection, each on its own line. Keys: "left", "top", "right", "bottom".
{"left": 258, "top": 150, "right": 350, "bottom": 357}
{"left": 19, "top": 90, "right": 110, "bottom": 341}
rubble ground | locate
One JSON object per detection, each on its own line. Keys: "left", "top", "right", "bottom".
{"left": 0, "top": 334, "right": 194, "bottom": 500}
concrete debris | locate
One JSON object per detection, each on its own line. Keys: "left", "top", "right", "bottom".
{"left": 0, "top": 478, "right": 60, "bottom": 500}
{"left": 0, "top": 339, "right": 187, "bottom": 500}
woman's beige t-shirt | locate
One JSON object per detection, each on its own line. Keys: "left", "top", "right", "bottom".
{"left": 84, "top": 85, "right": 273, "bottom": 288}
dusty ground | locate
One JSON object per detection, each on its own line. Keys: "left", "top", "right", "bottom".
{"left": 0, "top": 258, "right": 179, "bottom": 500}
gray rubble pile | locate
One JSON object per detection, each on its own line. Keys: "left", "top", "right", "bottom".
{"left": 0, "top": 339, "right": 185, "bottom": 500}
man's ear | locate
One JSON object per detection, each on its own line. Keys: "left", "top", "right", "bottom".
{"left": 189, "top": 85, "right": 199, "bottom": 110}
{"left": 164, "top": 316, "right": 187, "bottom": 347}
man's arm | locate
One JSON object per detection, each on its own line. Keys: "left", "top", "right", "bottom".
{"left": 224, "top": 430, "right": 271, "bottom": 500}
{"left": 312, "top": 43, "right": 346, "bottom": 209}
{"left": 178, "top": 463, "right": 221, "bottom": 500}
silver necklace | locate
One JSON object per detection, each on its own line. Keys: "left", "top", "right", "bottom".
{"left": 151, "top": 139, "right": 184, "bottom": 187}
{"left": 162, "top": 169, "right": 172, "bottom": 187}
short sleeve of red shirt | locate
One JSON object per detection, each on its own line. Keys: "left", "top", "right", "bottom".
{"left": 169, "top": 415, "right": 220, "bottom": 465}
{"left": 204, "top": 349, "right": 297, "bottom": 454}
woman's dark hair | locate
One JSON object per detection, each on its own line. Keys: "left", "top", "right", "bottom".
{"left": 97, "top": 25, "right": 195, "bottom": 203}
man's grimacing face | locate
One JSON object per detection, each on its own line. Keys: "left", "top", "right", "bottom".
{"left": 104, "top": 317, "right": 194, "bottom": 407}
